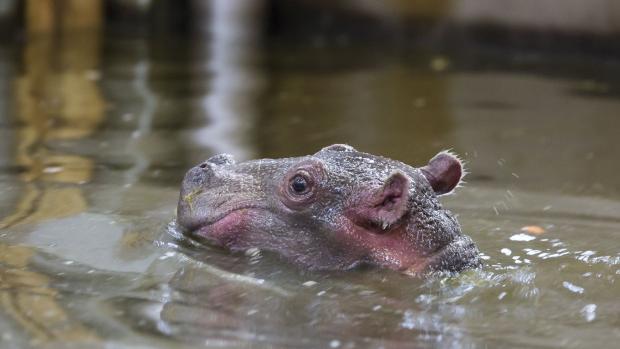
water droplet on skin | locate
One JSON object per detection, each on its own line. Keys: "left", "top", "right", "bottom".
{"left": 302, "top": 281, "right": 317, "bottom": 287}
{"left": 501, "top": 248, "right": 512, "bottom": 256}
{"left": 329, "top": 340, "right": 341, "bottom": 348}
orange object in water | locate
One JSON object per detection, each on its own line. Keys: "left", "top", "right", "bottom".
{"left": 521, "top": 225, "right": 546, "bottom": 235}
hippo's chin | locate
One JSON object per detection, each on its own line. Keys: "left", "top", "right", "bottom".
{"left": 417, "top": 235, "right": 482, "bottom": 274}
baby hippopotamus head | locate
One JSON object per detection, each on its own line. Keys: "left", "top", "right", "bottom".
{"left": 177, "top": 144, "right": 481, "bottom": 275}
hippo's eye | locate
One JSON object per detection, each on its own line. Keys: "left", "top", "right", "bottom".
{"left": 290, "top": 174, "right": 310, "bottom": 195}
{"left": 280, "top": 162, "right": 323, "bottom": 209}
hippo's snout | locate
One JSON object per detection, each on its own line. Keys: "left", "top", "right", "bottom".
{"left": 177, "top": 162, "right": 217, "bottom": 231}
{"left": 183, "top": 153, "right": 236, "bottom": 189}
{"left": 424, "top": 235, "right": 482, "bottom": 273}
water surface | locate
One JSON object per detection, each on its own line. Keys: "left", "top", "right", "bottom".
{"left": 0, "top": 31, "right": 619, "bottom": 348}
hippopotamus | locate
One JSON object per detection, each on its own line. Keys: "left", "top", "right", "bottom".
{"left": 177, "top": 144, "right": 481, "bottom": 275}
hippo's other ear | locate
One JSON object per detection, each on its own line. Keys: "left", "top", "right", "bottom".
{"left": 420, "top": 151, "right": 464, "bottom": 195}
{"left": 350, "top": 171, "right": 409, "bottom": 230}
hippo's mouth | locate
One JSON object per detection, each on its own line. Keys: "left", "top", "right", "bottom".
{"left": 413, "top": 235, "right": 482, "bottom": 274}
{"left": 188, "top": 205, "right": 266, "bottom": 242}
{"left": 203, "top": 205, "right": 260, "bottom": 226}
{"left": 178, "top": 189, "right": 263, "bottom": 232}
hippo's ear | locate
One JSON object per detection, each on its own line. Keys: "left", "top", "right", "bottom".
{"left": 351, "top": 171, "right": 409, "bottom": 230}
{"left": 420, "top": 151, "right": 464, "bottom": 195}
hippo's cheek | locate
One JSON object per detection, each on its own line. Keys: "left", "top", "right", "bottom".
{"left": 331, "top": 217, "right": 430, "bottom": 272}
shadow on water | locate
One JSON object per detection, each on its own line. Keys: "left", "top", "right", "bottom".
{"left": 0, "top": 1, "right": 619, "bottom": 348}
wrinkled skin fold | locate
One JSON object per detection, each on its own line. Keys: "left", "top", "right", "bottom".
{"left": 177, "top": 144, "right": 481, "bottom": 275}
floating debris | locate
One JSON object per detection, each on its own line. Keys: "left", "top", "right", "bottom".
{"left": 521, "top": 226, "right": 546, "bottom": 235}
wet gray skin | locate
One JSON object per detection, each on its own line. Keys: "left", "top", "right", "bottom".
{"left": 177, "top": 144, "right": 481, "bottom": 275}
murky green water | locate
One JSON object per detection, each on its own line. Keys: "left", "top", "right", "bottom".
{"left": 0, "top": 29, "right": 619, "bottom": 349}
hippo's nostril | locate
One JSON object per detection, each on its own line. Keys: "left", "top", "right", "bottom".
{"left": 207, "top": 153, "right": 236, "bottom": 166}
{"left": 197, "top": 162, "right": 214, "bottom": 174}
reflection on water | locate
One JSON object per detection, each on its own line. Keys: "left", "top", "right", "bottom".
{"left": 196, "top": 0, "right": 266, "bottom": 160}
{"left": 1, "top": 5, "right": 620, "bottom": 349}
{"left": 0, "top": 7, "right": 104, "bottom": 346}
